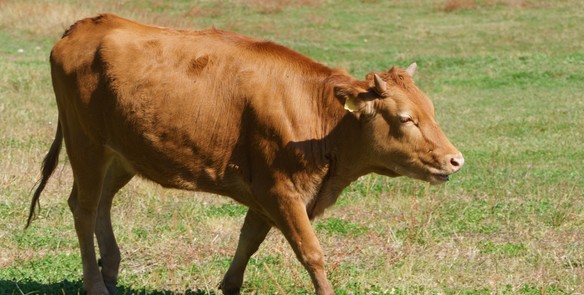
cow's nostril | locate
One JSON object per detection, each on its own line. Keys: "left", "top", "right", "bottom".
{"left": 450, "top": 154, "right": 464, "bottom": 172}
{"left": 449, "top": 154, "right": 464, "bottom": 171}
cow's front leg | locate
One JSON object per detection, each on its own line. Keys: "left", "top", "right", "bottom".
{"left": 271, "top": 196, "right": 334, "bottom": 295}
{"left": 220, "top": 209, "right": 272, "bottom": 295}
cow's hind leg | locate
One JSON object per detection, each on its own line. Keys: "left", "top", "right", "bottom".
{"left": 95, "top": 157, "right": 134, "bottom": 295}
{"left": 66, "top": 142, "right": 113, "bottom": 295}
{"left": 220, "top": 209, "right": 271, "bottom": 295}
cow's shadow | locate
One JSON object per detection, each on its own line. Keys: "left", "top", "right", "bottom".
{"left": 0, "top": 279, "right": 217, "bottom": 294}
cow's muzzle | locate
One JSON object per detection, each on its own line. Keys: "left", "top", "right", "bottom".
{"left": 447, "top": 153, "right": 464, "bottom": 174}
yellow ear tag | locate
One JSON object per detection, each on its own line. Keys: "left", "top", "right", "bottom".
{"left": 344, "top": 98, "right": 359, "bottom": 112}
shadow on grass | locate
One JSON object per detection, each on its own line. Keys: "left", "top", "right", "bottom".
{"left": 0, "top": 279, "right": 217, "bottom": 294}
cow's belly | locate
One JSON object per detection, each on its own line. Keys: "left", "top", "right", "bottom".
{"left": 100, "top": 98, "right": 251, "bottom": 200}
{"left": 107, "top": 136, "right": 253, "bottom": 200}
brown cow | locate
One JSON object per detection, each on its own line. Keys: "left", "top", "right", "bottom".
{"left": 27, "top": 14, "right": 463, "bottom": 295}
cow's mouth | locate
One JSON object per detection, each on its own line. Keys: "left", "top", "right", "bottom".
{"left": 429, "top": 173, "right": 450, "bottom": 184}
{"left": 436, "top": 174, "right": 449, "bottom": 181}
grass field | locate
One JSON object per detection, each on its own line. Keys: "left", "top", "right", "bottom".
{"left": 1, "top": 0, "right": 583, "bottom": 294}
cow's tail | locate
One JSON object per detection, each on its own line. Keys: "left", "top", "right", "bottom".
{"left": 26, "top": 121, "right": 63, "bottom": 229}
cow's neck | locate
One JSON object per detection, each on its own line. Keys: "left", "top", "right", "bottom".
{"left": 322, "top": 74, "right": 374, "bottom": 177}
{"left": 304, "top": 75, "right": 376, "bottom": 218}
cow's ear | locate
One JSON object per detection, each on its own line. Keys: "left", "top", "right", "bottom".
{"left": 334, "top": 84, "right": 374, "bottom": 116}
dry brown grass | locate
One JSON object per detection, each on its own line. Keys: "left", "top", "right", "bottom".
{"left": 0, "top": 1, "right": 98, "bottom": 38}
{"left": 0, "top": 0, "right": 196, "bottom": 37}
{"left": 184, "top": 2, "right": 227, "bottom": 19}
{"left": 0, "top": 0, "right": 322, "bottom": 38}
{"left": 442, "top": 0, "right": 478, "bottom": 12}
{"left": 240, "top": 0, "right": 322, "bottom": 14}
{"left": 441, "top": 0, "right": 536, "bottom": 12}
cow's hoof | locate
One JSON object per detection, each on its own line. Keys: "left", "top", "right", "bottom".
{"left": 221, "top": 289, "right": 241, "bottom": 295}
{"left": 87, "top": 285, "right": 110, "bottom": 295}
{"left": 105, "top": 282, "right": 117, "bottom": 295}
{"left": 218, "top": 281, "right": 241, "bottom": 295}
{"left": 219, "top": 286, "right": 241, "bottom": 295}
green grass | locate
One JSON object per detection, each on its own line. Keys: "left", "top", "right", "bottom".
{"left": 1, "top": 0, "right": 583, "bottom": 294}
{"left": 315, "top": 217, "right": 368, "bottom": 237}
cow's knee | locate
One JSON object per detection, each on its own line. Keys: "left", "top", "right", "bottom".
{"left": 300, "top": 250, "right": 325, "bottom": 272}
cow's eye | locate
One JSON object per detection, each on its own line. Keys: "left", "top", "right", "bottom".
{"left": 399, "top": 114, "right": 418, "bottom": 127}
{"left": 399, "top": 115, "right": 414, "bottom": 123}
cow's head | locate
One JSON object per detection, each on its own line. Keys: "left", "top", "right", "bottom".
{"left": 335, "top": 63, "right": 464, "bottom": 184}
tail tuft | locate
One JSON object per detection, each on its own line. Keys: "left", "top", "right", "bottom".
{"left": 26, "top": 123, "right": 63, "bottom": 229}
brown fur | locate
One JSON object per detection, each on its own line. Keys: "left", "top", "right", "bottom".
{"left": 29, "top": 14, "right": 463, "bottom": 295}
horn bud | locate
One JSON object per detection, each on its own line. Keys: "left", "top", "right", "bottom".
{"left": 373, "top": 74, "right": 387, "bottom": 95}
{"left": 406, "top": 62, "right": 417, "bottom": 76}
